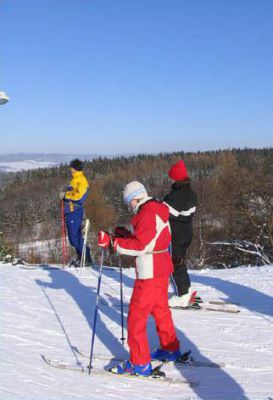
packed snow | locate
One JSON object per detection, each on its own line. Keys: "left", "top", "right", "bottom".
{"left": 1, "top": 262, "right": 273, "bottom": 400}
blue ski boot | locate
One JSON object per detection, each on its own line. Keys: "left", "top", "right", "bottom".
{"left": 151, "top": 348, "right": 182, "bottom": 362}
{"left": 110, "top": 360, "right": 153, "bottom": 376}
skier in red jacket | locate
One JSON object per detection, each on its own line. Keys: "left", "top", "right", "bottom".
{"left": 98, "top": 181, "right": 181, "bottom": 377}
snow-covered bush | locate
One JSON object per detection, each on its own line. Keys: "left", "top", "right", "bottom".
{"left": 0, "top": 232, "right": 13, "bottom": 262}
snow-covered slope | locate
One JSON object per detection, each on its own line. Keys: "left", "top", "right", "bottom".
{"left": 1, "top": 263, "right": 273, "bottom": 400}
{"left": 0, "top": 160, "right": 57, "bottom": 173}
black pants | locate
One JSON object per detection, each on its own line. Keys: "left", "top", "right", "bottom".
{"left": 171, "top": 255, "right": 191, "bottom": 296}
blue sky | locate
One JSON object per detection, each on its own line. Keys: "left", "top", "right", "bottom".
{"left": 0, "top": 0, "right": 272, "bottom": 154}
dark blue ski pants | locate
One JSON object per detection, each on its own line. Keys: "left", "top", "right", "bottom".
{"left": 65, "top": 208, "right": 91, "bottom": 262}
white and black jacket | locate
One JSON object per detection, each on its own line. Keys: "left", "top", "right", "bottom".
{"left": 163, "top": 180, "right": 197, "bottom": 258}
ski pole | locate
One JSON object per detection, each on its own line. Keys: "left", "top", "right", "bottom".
{"left": 119, "top": 256, "right": 126, "bottom": 345}
{"left": 64, "top": 211, "right": 68, "bottom": 264}
{"left": 88, "top": 248, "right": 104, "bottom": 374}
{"left": 80, "top": 219, "right": 90, "bottom": 268}
{"left": 168, "top": 242, "right": 178, "bottom": 295}
{"left": 62, "top": 200, "right": 68, "bottom": 265}
{"left": 61, "top": 200, "right": 68, "bottom": 266}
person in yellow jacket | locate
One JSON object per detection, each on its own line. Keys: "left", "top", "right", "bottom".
{"left": 60, "top": 159, "right": 92, "bottom": 266}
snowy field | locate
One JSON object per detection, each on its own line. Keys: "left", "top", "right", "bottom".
{"left": 1, "top": 262, "right": 273, "bottom": 400}
{"left": 0, "top": 160, "right": 56, "bottom": 173}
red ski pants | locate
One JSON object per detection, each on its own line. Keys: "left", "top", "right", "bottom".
{"left": 127, "top": 276, "right": 180, "bottom": 365}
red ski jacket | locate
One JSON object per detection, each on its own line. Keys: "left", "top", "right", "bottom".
{"left": 115, "top": 197, "right": 174, "bottom": 279}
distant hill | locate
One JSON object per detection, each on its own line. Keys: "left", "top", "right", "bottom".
{"left": 0, "top": 153, "right": 107, "bottom": 173}
{"left": 0, "top": 160, "right": 57, "bottom": 173}
{"left": 0, "top": 153, "right": 104, "bottom": 163}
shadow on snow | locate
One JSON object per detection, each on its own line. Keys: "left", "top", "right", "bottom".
{"left": 191, "top": 273, "right": 273, "bottom": 318}
{"left": 36, "top": 266, "right": 248, "bottom": 400}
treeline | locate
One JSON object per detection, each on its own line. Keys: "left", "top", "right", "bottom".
{"left": 0, "top": 148, "right": 272, "bottom": 267}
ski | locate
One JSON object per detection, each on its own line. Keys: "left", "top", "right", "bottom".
{"left": 12, "top": 258, "right": 60, "bottom": 270}
{"left": 197, "top": 299, "right": 241, "bottom": 306}
{"left": 172, "top": 304, "right": 240, "bottom": 313}
{"left": 71, "top": 346, "right": 225, "bottom": 369}
{"left": 174, "top": 350, "right": 225, "bottom": 368}
{"left": 200, "top": 305, "right": 240, "bottom": 313}
{"left": 103, "top": 301, "right": 240, "bottom": 313}
{"left": 175, "top": 294, "right": 240, "bottom": 313}
{"left": 41, "top": 355, "right": 198, "bottom": 386}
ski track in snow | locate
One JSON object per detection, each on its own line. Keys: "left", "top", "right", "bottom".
{"left": 1, "top": 263, "right": 273, "bottom": 400}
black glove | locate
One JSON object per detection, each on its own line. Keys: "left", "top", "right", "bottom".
{"left": 114, "top": 226, "right": 130, "bottom": 238}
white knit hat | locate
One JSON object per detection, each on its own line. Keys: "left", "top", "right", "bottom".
{"left": 123, "top": 181, "right": 148, "bottom": 205}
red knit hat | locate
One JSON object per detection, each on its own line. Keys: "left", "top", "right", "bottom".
{"left": 168, "top": 160, "right": 188, "bottom": 181}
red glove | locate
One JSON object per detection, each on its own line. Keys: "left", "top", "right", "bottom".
{"left": 97, "top": 231, "right": 111, "bottom": 248}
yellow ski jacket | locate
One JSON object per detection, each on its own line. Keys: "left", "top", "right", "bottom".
{"left": 64, "top": 171, "right": 89, "bottom": 214}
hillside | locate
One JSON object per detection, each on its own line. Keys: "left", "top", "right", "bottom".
{"left": 0, "top": 148, "right": 272, "bottom": 268}
{"left": 1, "top": 262, "right": 273, "bottom": 400}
